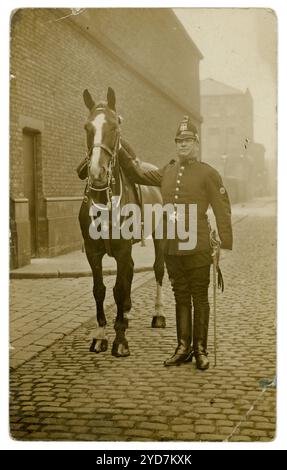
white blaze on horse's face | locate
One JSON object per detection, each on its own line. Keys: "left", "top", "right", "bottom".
{"left": 89, "top": 113, "right": 107, "bottom": 183}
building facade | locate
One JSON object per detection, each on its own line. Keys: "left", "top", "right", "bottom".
{"left": 10, "top": 8, "right": 202, "bottom": 267}
{"left": 200, "top": 78, "right": 266, "bottom": 202}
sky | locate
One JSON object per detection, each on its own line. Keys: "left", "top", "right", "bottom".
{"left": 174, "top": 8, "right": 277, "bottom": 160}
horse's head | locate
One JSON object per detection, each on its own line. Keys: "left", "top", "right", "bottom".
{"left": 83, "top": 87, "right": 121, "bottom": 188}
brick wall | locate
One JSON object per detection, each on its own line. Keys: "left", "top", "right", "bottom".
{"left": 10, "top": 8, "right": 201, "bottom": 263}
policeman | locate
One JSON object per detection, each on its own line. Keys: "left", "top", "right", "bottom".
{"left": 118, "top": 116, "right": 233, "bottom": 369}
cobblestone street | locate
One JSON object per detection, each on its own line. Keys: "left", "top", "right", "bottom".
{"left": 9, "top": 200, "right": 276, "bottom": 442}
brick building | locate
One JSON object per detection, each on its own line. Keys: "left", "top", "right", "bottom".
{"left": 10, "top": 8, "right": 202, "bottom": 267}
{"left": 200, "top": 78, "right": 266, "bottom": 202}
{"left": 201, "top": 78, "right": 253, "bottom": 171}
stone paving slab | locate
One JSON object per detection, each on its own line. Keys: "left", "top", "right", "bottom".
{"left": 10, "top": 240, "right": 156, "bottom": 279}
{"left": 9, "top": 204, "right": 276, "bottom": 442}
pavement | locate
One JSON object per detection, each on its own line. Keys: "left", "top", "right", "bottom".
{"left": 10, "top": 240, "right": 157, "bottom": 279}
{"left": 9, "top": 197, "right": 276, "bottom": 442}
{"left": 9, "top": 198, "right": 273, "bottom": 280}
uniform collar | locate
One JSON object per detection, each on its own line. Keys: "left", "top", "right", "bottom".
{"left": 178, "top": 157, "right": 198, "bottom": 166}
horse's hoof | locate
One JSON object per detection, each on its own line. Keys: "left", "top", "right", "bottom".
{"left": 89, "top": 338, "right": 108, "bottom": 353}
{"left": 112, "top": 341, "right": 130, "bottom": 358}
{"left": 89, "top": 338, "right": 96, "bottom": 352}
{"left": 95, "top": 338, "right": 108, "bottom": 353}
{"left": 151, "top": 316, "right": 166, "bottom": 328}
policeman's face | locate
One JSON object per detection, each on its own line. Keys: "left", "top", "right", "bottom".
{"left": 176, "top": 138, "right": 199, "bottom": 160}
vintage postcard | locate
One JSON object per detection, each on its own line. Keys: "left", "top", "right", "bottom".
{"left": 8, "top": 7, "right": 277, "bottom": 446}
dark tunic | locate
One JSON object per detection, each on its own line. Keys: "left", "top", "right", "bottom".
{"left": 118, "top": 147, "right": 233, "bottom": 264}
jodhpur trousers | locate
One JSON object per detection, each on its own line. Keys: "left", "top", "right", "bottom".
{"left": 164, "top": 254, "right": 211, "bottom": 353}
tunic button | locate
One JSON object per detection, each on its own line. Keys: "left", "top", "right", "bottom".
{"left": 174, "top": 195, "right": 178, "bottom": 199}
{"left": 177, "top": 180, "right": 180, "bottom": 184}
{"left": 174, "top": 203, "right": 177, "bottom": 207}
{"left": 178, "top": 172, "right": 182, "bottom": 177}
{"left": 176, "top": 187, "right": 179, "bottom": 191}
{"left": 180, "top": 166, "right": 184, "bottom": 170}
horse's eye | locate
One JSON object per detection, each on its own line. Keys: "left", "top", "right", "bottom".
{"left": 105, "top": 124, "right": 116, "bottom": 133}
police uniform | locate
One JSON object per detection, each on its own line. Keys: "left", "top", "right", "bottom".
{"left": 118, "top": 117, "right": 233, "bottom": 369}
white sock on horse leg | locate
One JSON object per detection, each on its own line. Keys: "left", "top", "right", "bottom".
{"left": 154, "top": 282, "right": 164, "bottom": 317}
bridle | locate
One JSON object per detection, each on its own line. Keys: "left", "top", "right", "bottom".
{"left": 85, "top": 122, "right": 122, "bottom": 210}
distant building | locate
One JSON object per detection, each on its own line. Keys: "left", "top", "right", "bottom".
{"left": 200, "top": 78, "right": 266, "bottom": 202}
{"left": 200, "top": 78, "right": 253, "bottom": 173}
{"left": 246, "top": 142, "right": 268, "bottom": 198}
{"left": 10, "top": 8, "right": 202, "bottom": 267}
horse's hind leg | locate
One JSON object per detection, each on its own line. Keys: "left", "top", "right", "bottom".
{"left": 84, "top": 240, "right": 108, "bottom": 353}
{"left": 111, "top": 240, "right": 133, "bottom": 357}
{"left": 151, "top": 236, "right": 166, "bottom": 328}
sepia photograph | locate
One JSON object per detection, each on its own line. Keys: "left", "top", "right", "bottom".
{"left": 6, "top": 3, "right": 280, "bottom": 448}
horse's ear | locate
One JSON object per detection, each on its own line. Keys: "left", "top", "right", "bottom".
{"left": 107, "top": 87, "right": 116, "bottom": 111}
{"left": 83, "top": 89, "right": 95, "bottom": 111}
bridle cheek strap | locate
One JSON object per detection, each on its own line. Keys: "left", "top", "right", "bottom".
{"left": 87, "top": 131, "right": 120, "bottom": 194}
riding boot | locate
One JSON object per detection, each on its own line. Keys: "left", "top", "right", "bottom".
{"left": 193, "top": 302, "right": 210, "bottom": 370}
{"left": 164, "top": 304, "right": 193, "bottom": 366}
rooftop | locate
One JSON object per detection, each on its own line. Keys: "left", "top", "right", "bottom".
{"left": 201, "top": 78, "right": 244, "bottom": 96}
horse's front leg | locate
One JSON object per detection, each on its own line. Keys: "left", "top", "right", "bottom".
{"left": 85, "top": 240, "right": 108, "bottom": 353}
{"left": 151, "top": 236, "right": 166, "bottom": 328}
{"left": 111, "top": 241, "right": 133, "bottom": 357}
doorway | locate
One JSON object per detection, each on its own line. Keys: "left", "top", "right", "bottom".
{"left": 23, "top": 130, "right": 38, "bottom": 257}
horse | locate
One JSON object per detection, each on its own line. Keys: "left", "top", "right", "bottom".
{"left": 78, "top": 87, "right": 166, "bottom": 358}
